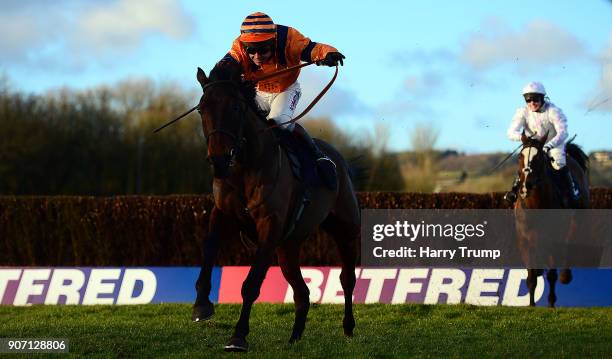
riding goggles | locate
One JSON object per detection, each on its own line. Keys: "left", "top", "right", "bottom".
{"left": 244, "top": 45, "right": 273, "bottom": 55}
{"left": 524, "top": 95, "right": 543, "bottom": 104}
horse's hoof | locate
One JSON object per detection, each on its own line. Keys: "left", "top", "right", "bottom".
{"left": 559, "top": 269, "right": 572, "bottom": 284}
{"left": 224, "top": 337, "right": 248, "bottom": 352}
{"left": 343, "top": 317, "right": 355, "bottom": 337}
{"left": 192, "top": 303, "right": 214, "bottom": 322}
{"left": 288, "top": 333, "right": 302, "bottom": 344}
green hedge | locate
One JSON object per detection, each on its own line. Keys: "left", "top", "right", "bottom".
{"left": 1, "top": 190, "right": 611, "bottom": 266}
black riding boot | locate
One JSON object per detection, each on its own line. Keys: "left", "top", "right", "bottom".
{"left": 292, "top": 124, "right": 337, "bottom": 190}
{"left": 559, "top": 166, "right": 580, "bottom": 203}
{"left": 504, "top": 175, "right": 521, "bottom": 204}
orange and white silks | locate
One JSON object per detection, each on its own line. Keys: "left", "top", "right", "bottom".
{"left": 224, "top": 25, "right": 337, "bottom": 93}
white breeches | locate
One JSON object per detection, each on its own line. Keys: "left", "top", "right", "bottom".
{"left": 548, "top": 145, "right": 566, "bottom": 170}
{"left": 255, "top": 81, "right": 301, "bottom": 132}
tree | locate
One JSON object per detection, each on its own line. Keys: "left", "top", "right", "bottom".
{"left": 405, "top": 122, "right": 440, "bottom": 192}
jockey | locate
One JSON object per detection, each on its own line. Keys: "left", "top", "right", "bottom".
{"left": 504, "top": 81, "right": 580, "bottom": 204}
{"left": 217, "top": 12, "right": 344, "bottom": 190}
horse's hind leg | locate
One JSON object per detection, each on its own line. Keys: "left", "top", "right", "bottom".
{"left": 277, "top": 241, "right": 310, "bottom": 343}
{"left": 546, "top": 269, "right": 558, "bottom": 308}
{"left": 526, "top": 269, "right": 541, "bottom": 307}
{"left": 559, "top": 268, "right": 572, "bottom": 284}
{"left": 322, "top": 215, "right": 358, "bottom": 336}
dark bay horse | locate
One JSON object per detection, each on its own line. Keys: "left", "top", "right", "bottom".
{"left": 192, "top": 63, "right": 360, "bottom": 351}
{"left": 514, "top": 133, "right": 589, "bottom": 307}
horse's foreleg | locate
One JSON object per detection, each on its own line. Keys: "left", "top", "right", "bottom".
{"left": 193, "top": 207, "right": 231, "bottom": 322}
{"left": 277, "top": 242, "right": 310, "bottom": 344}
{"left": 526, "top": 269, "right": 539, "bottom": 307}
{"left": 226, "top": 215, "right": 281, "bottom": 352}
{"left": 546, "top": 269, "right": 558, "bottom": 308}
{"left": 225, "top": 242, "right": 276, "bottom": 352}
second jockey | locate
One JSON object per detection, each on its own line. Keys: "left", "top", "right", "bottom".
{"left": 504, "top": 81, "right": 580, "bottom": 204}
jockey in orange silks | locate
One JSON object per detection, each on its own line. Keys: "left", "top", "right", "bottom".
{"left": 216, "top": 12, "right": 345, "bottom": 190}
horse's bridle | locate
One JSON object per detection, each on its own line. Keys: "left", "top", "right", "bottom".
{"left": 198, "top": 79, "right": 283, "bottom": 214}
{"left": 199, "top": 80, "right": 248, "bottom": 166}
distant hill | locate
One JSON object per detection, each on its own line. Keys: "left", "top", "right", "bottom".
{"left": 396, "top": 150, "right": 612, "bottom": 193}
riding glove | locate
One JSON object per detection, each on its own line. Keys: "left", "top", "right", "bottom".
{"left": 543, "top": 143, "right": 553, "bottom": 153}
{"left": 316, "top": 52, "right": 345, "bottom": 67}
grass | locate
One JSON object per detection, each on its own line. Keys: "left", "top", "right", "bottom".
{"left": 1, "top": 304, "right": 611, "bottom": 358}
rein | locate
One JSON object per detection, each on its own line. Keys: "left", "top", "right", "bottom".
{"left": 153, "top": 62, "right": 338, "bottom": 133}
{"left": 153, "top": 104, "right": 199, "bottom": 133}
{"left": 264, "top": 64, "right": 339, "bottom": 131}
{"left": 152, "top": 80, "right": 235, "bottom": 133}
{"left": 489, "top": 142, "right": 523, "bottom": 174}
{"left": 489, "top": 133, "right": 540, "bottom": 174}
{"left": 251, "top": 61, "right": 315, "bottom": 82}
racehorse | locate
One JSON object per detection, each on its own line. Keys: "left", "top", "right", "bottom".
{"left": 191, "top": 63, "right": 361, "bottom": 352}
{"left": 513, "top": 132, "right": 589, "bottom": 307}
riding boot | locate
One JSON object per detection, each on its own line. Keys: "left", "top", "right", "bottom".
{"left": 559, "top": 166, "right": 580, "bottom": 205}
{"left": 503, "top": 175, "right": 521, "bottom": 204}
{"left": 292, "top": 124, "right": 337, "bottom": 190}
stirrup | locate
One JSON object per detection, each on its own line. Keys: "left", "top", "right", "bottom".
{"left": 564, "top": 175, "right": 580, "bottom": 200}
{"left": 570, "top": 186, "right": 580, "bottom": 199}
{"left": 317, "top": 156, "right": 336, "bottom": 168}
{"left": 316, "top": 157, "right": 337, "bottom": 190}
{"left": 504, "top": 191, "right": 517, "bottom": 204}
{"left": 569, "top": 178, "right": 580, "bottom": 199}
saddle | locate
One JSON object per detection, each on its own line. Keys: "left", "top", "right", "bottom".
{"left": 274, "top": 129, "right": 323, "bottom": 189}
{"left": 270, "top": 128, "right": 326, "bottom": 242}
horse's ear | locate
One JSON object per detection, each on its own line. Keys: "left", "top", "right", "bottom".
{"left": 197, "top": 67, "right": 208, "bottom": 89}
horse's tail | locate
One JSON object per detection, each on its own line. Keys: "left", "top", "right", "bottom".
{"left": 346, "top": 155, "right": 369, "bottom": 188}
{"left": 566, "top": 140, "right": 589, "bottom": 174}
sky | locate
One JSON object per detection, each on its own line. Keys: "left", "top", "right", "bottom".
{"left": 1, "top": 0, "right": 611, "bottom": 153}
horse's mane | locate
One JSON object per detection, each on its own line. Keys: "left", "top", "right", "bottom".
{"left": 209, "top": 61, "right": 260, "bottom": 116}
{"left": 566, "top": 140, "right": 589, "bottom": 173}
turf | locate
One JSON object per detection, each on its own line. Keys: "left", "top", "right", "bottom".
{"left": 0, "top": 304, "right": 611, "bottom": 358}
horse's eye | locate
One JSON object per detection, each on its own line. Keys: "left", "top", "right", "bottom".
{"left": 197, "top": 105, "right": 202, "bottom": 114}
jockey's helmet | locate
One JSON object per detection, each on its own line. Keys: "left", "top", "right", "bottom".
{"left": 522, "top": 81, "right": 546, "bottom": 96}
{"left": 239, "top": 12, "right": 276, "bottom": 43}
